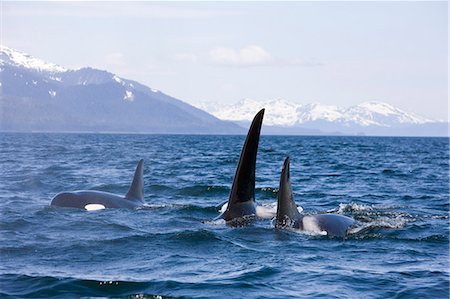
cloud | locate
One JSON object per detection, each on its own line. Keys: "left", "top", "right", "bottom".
{"left": 209, "top": 45, "right": 323, "bottom": 67}
{"left": 209, "top": 45, "right": 273, "bottom": 67}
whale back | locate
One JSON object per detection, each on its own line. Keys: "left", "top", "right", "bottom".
{"left": 221, "top": 109, "right": 264, "bottom": 221}
{"left": 276, "top": 157, "right": 301, "bottom": 228}
{"left": 125, "top": 159, "right": 144, "bottom": 201}
{"left": 313, "top": 214, "right": 355, "bottom": 237}
{"left": 275, "top": 157, "right": 355, "bottom": 236}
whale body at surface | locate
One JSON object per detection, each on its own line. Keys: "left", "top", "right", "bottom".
{"left": 50, "top": 159, "right": 145, "bottom": 209}
{"left": 275, "top": 157, "right": 355, "bottom": 237}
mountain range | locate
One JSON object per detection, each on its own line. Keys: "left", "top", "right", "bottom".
{"left": 0, "top": 46, "right": 241, "bottom": 134}
{"left": 198, "top": 99, "right": 448, "bottom": 136}
{"left": 1, "top": 46, "right": 447, "bottom": 136}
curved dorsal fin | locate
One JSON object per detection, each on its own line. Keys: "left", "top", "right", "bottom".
{"left": 276, "top": 157, "right": 301, "bottom": 227}
{"left": 227, "top": 108, "right": 264, "bottom": 207}
{"left": 126, "top": 159, "right": 144, "bottom": 200}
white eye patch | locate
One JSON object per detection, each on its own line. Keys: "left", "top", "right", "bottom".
{"left": 84, "top": 204, "right": 106, "bottom": 211}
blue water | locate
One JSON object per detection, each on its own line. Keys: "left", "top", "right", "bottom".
{"left": 0, "top": 133, "right": 448, "bottom": 298}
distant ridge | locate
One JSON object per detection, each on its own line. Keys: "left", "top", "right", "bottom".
{"left": 1, "top": 46, "right": 447, "bottom": 136}
{"left": 198, "top": 98, "right": 448, "bottom": 136}
{"left": 0, "top": 46, "right": 243, "bottom": 134}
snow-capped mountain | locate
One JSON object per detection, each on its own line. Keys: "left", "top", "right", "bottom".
{"left": 0, "top": 46, "right": 242, "bottom": 134}
{"left": 199, "top": 98, "right": 446, "bottom": 136}
{"left": 207, "top": 98, "right": 432, "bottom": 127}
{"left": 344, "top": 102, "right": 431, "bottom": 126}
{"left": 0, "top": 46, "right": 67, "bottom": 73}
{"left": 200, "top": 98, "right": 299, "bottom": 126}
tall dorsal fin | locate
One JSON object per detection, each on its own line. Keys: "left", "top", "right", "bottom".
{"left": 276, "top": 157, "right": 301, "bottom": 227}
{"left": 227, "top": 109, "right": 264, "bottom": 207}
{"left": 126, "top": 159, "right": 144, "bottom": 200}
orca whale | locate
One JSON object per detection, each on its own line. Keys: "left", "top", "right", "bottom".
{"left": 216, "top": 109, "right": 265, "bottom": 222}
{"left": 276, "top": 157, "right": 355, "bottom": 237}
{"left": 50, "top": 159, "right": 145, "bottom": 210}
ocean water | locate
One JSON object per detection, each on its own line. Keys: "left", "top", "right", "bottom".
{"left": 0, "top": 133, "right": 448, "bottom": 298}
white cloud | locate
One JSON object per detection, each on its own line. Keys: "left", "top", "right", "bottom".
{"left": 209, "top": 45, "right": 272, "bottom": 66}
{"left": 209, "top": 45, "right": 323, "bottom": 67}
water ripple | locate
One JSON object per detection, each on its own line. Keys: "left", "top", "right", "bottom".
{"left": 0, "top": 134, "right": 448, "bottom": 298}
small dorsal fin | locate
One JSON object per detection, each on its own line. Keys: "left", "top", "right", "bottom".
{"left": 276, "top": 157, "right": 301, "bottom": 227}
{"left": 126, "top": 159, "right": 144, "bottom": 200}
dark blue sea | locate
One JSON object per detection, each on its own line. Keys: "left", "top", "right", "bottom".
{"left": 0, "top": 133, "right": 448, "bottom": 298}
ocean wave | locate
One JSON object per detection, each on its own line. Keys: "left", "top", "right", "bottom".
{"left": 257, "top": 187, "right": 279, "bottom": 197}
{"left": 167, "top": 229, "right": 220, "bottom": 243}
{"left": 381, "top": 168, "right": 410, "bottom": 177}
{"left": 147, "top": 184, "right": 176, "bottom": 193}
{"left": 177, "top": 185, "right": 229, "bottom": 197}
{"left": 0, "top": 274, "right": 178, "bottom": 298}
{"left": 139, "top": 203, "right": 219, "bottom": 215}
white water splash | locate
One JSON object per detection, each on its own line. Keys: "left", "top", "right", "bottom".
{"left": 333, "top": 202, "right": 374, "bottom": 213}
{"left": 203, "top": 218, "right": 226, "bottom": 226}
{"left": 348, "top": 215, "right": 410, "bottom": 235}
{"left": 140, "top": 204, "right": 169, "bottom": 209}
{"left": 339, "top": 203, "right": 415, "bottom": 235}
{"left": 301, "top": 216, "right": 328, "bottom": 236}
{"left": 219, "top": 201, "right": 303, "bottom": 219}
{"left": 256, "top": 202, "right": 277, "bottom": 219}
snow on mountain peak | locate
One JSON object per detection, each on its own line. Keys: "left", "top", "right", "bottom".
{"left": 0, "top": 46, "right": 67, "bottom": 73}
{"left": 211, "top": 98, "right": 299, "bottom": 126}
{"left": 349, "top": 101, "right": 431, "bottom": 125}
{"left": 358, "top": 101, "right": 395, "bottom": 112}
{"left": 204, "top": 99, "right": 433, "bottom": 127}
{"left": 296, "top": 103, "right": 342, "bottom": 123}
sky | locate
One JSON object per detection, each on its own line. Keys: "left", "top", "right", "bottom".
{"left": 2, "top": 1, "right": 448, "bottom": 120}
